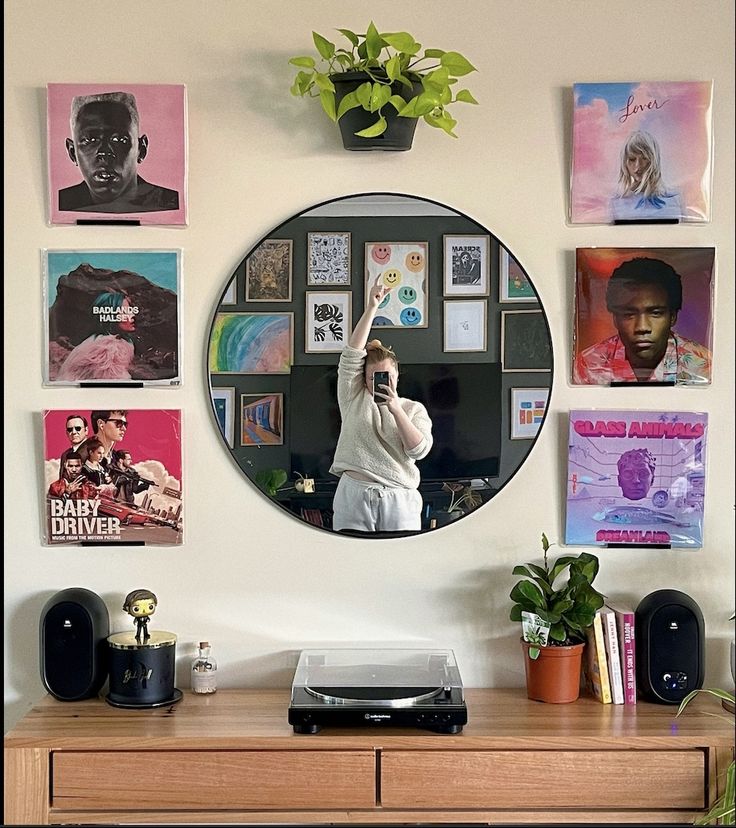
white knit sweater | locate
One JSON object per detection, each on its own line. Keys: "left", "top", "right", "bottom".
{"left": 329, "top": 346, "right": 433, "bottom": 489}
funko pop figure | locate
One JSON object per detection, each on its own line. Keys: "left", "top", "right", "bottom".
{"left": 123, "top": 588, "right": 158, "bottom": 643}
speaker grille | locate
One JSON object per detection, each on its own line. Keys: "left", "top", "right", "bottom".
{"left": 43, "top": 601, "right": 94, "bottom": 699}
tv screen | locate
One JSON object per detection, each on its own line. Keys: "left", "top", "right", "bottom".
{"left": 289, "top": 363, "right": 501, "bottom": 483}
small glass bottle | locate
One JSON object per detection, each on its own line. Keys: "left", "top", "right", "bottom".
{"left": 191, "top": 641, "right": 217, "bottom": 694}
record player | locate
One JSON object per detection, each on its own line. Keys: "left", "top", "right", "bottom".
{"left": 288, "top": 648, "right": 467, "bottom": 734}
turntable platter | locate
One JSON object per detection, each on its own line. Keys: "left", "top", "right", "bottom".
{"left": 306, "top": 685, "right": 442, "bottom": 706}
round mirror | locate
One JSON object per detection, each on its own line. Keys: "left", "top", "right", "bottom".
{"left": 208, "top": 193, "right": 553, "bottom": 537}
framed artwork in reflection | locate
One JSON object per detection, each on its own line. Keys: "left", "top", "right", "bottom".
{"left": 499, "top": 248, "right": 536, "bottom": 302}
{"left": 211, "top": 386, "right": 235, "bottom": 448}
{"left": 307, "top": 232, "right": 351, "bottom": 285}
{"left": 240, "top": 393, "right": 284, "bottom": 446}
{"left": 501, "top": 310, "right": 552, "bottom": 372}
{"left": 443, "top": 300, "right": 487, "bottom": 352}
{"left": 443, "top": 234, "right": 490, "bottom": 297}
{"left": 245, "top": 239, "right": 293, "bottom": 302}
{"left": 305, "top": 291, "right": 351, "bottom": 353}
{"left": 364, "top": 242, "right": 428, "bottom": 329}
{"left": 209, "top": 312, "right": 294, "bottom": 374}
{"left": 510, "top": 387, "right": 549, "bottom": 440}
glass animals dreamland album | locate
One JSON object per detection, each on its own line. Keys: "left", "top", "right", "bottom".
{"left": 566, "top": 409, "right": 707, "bottom": 548}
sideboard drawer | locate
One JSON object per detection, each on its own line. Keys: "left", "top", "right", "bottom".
{"left": 381, "top": 749, "right": 706, "bottom": 809}
{"left": 52, "top": 750, "right": 375, "bottom": 810}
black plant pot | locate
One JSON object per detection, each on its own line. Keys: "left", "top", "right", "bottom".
{"left": 432, "top": 510, "right": 464, "bottom": 528}
{"left": 332, "top": 71, "right": 423, "bottom": 151}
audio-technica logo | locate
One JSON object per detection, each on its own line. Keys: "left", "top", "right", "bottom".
{"left": 364, "top": 713, "right": 391, "bottom": 721}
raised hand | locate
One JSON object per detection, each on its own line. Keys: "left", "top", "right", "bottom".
{"left": 367, "top": 274, "right": 391, "bottom": 310}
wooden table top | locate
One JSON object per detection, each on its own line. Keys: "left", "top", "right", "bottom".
{"left": 5, "top": 688, "right": 733, "bottom": 751}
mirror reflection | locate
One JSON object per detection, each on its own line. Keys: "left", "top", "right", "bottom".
{"left": 207, "top": 194, "right": 553, "bottom": 537}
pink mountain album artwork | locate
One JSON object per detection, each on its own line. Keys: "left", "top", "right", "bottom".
{"left": 45, "top": 250, "right": 181, "bottom": 386}
{"left": 47, "top": 83, "right": 187, "bottom": 225}
{"left": 43, "top": 409, "right": 183, "bottom": 546}
{"left": 570, "top": 82, "right": 713, "bottom": 224}
{"left": 566, "top": 410, "right": 707, "bottom": 548}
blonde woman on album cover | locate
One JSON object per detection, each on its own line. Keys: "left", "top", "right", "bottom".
{"left": 610, "top": 131, "right": 682, "bottom": 221}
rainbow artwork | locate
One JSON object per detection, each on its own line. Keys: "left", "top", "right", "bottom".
{"left": 570, "top": 82, "right": 713, "bottom": 224}
{"left": 209, "top": 312, "right": 293, "bottom": 374}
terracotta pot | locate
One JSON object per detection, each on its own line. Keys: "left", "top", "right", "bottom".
{"left": 521, "top": 639, "right": 585, "bottom": 704}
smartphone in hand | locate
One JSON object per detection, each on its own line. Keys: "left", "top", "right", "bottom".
{"left": 373, "top": 370, "right": 390, "bottom": 403}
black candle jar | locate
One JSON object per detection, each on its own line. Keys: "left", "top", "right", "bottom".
{"left": 106, "top": 630, "right": 182, "bottom": 708}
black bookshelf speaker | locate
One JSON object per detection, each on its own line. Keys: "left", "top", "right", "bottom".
{"left": 635, "top": 589, "right": 705, "bottom": 704}
{"left": 39, "top": 588, "right": 110, "bottom": 701}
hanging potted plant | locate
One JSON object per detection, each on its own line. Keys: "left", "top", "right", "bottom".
{"left": 288, "top": 22, "right": 478, "bottom": 151}
{"left": 509, "top": 533, "right": 605, "bottom": 703}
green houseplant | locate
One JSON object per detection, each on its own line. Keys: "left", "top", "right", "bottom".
{"left": 288, "top": 22, "right": 478, "bottom": 150}
{"left": 509, "top": 533, "right": 605, "bottom": 703}
{"left": 432, "top": 482, "right": 482, "bottom": 526}
{"left": 676, "top": 688, "right": 735, "bottom": 825}
{"left": 254, "top": 468, "right": 288, "bottom": 497}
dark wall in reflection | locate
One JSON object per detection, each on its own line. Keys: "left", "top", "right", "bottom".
{"left": 290, "top": 363, "right": 502, "bottom": 483}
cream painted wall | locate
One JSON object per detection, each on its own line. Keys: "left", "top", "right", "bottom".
{"left": 4, "top": 0, "right": 734, "bottom": 730}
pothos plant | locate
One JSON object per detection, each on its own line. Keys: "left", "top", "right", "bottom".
{"left": 288, "top": 23, "right": 478, "bottom": 138}
{"left": 509, "top": 533, "right": 606, "bottom": 652}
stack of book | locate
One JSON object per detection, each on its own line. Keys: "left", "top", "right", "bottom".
{"left": 583, "top": 602, "right": 636, "bottom": 704}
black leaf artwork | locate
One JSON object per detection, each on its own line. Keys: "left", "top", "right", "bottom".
{"left": 314, "top": 303, "right": 343, "bottom": 323}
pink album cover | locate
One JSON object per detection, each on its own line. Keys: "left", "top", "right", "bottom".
{"left": 47, "top": 83, "right": 187, "bottom": 226}
{"left": 570, "top": 82, "right": 713, "bottom": 224}
{"left": 572, "top": 247, "right": 714, "bottom": 386}
{"left": 43, "top": 409, "right": 183, "bottom": 545}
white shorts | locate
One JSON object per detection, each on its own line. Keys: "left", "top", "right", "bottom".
{"left": 332, "top": 474, "right": 423, "bottom": 533}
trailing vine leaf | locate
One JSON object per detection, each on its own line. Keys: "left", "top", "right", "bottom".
{"left": 336, "top": 28, "right": 359, "bottom": 47}
{"left": 319, "top": 90, "right": 336, "bottom": 122}
{"left": 312, "top": 32, "right": 335, "bottom": 60}
{"left": 455, "top": 89, "right": 479, "bottom": 104}
{"left": 440, "top": 51, "right": 476, "bottom": 75}
{"left": 354, "top": 115, "right": 387, "bottom": 137}
{"left": 336, "top": 90, "right": 361, "bottom": 120}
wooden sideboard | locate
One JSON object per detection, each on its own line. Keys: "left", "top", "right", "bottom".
{"left": 4, "top": 688, "right": 733, "bottom": 825}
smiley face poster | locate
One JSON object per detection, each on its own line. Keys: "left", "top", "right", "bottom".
{"left": 364, "top": 242, "right": 428, "bottom": 329}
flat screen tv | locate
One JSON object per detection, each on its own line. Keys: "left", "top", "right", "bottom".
{"left": 289, "top": 363, "right": 502, "bottom": 484}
